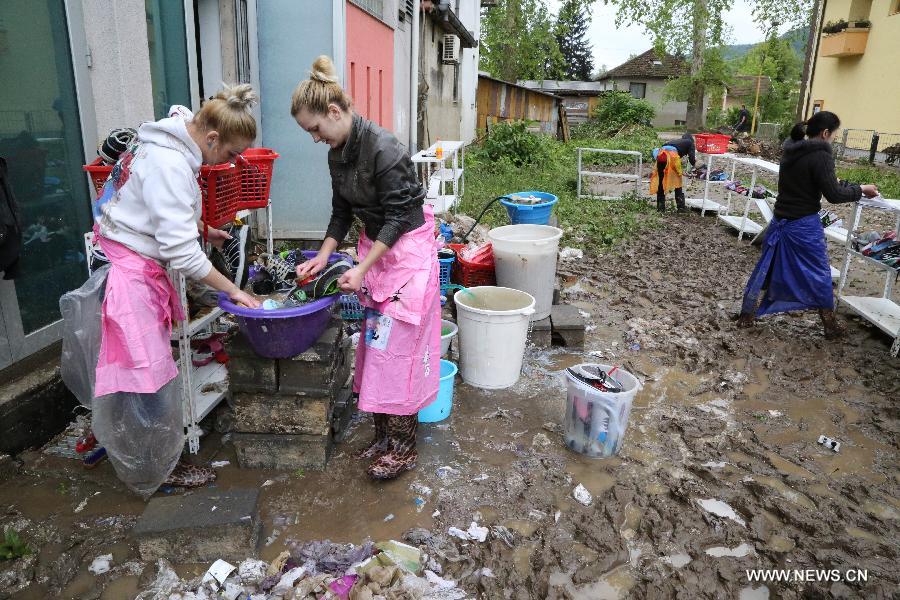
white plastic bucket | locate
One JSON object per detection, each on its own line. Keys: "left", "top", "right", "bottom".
{"left": 454, "top": 286, "right": 535, "bottom": 389}
{"left": 564, "top": 363, "right": 641, "bottom": 458}
{"left": 440, "top": 319, "right": 458, "bottom": 357}
{"left": 488, "top": 224, "right": 563, "bottom": 321}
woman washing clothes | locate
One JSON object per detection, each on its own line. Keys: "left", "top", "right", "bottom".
{"left": 737, "top": 111, "right": 878, "bottom": 338}
{"left": 92, "top": 85, "right": 260, "bottom": 494}
{"left": 292, "top": 55, "right": 440, "bottom": 480}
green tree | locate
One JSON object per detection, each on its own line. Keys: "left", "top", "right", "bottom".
{"left": 480, "top": 0, "right": 566, "bottom": 82}
{"left": 555, "top": 0, "right": 594, "bottom": 80}
{"left": 601, "top": 0, "right": 812, "bottom": 130}
{"left": 735, "top": 35, "right": 802, "bottom": 126}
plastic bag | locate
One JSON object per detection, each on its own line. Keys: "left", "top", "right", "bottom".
{"left": 60, "top": 264, "right": 184, "bottom": 498}
{"left": 59, "top": 264, "right": 109, "bottom": 406}
{"left": 92, "top": 377, "right": 184, "bottom": 498}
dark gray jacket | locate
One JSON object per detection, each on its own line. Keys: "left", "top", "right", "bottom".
{"left": 664, "top": 133, "right": 696, "bottom": 166}
{"left": 325, "top": 114, "right": 425, "bottom": 247}
{"left": 774, "top": 138, "right": 861, "bottom": 219}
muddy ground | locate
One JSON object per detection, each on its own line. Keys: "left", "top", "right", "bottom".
{"left": 1, "top": 204, "right": 899, "bottom": 599}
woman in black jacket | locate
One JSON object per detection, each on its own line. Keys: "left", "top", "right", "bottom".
{"left": 737, "top": 111, "right": 878, "bottom": 338}
{"left": 291, "top": 56, "right": 440, "bottom": 481}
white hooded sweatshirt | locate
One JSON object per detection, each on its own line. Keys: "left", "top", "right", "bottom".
{"left": 97, "top": 106, "right": 212, "bottom": 280}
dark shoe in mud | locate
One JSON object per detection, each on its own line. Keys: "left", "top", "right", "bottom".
{"left": 352, "top": 413, "right": 389, "bottom": 460}
{"left": 820, "top": 310, "right": 847, "bottom": 340}
{"left": 736, "top": 313, "right": 756, "bottom": 328}
{"left": 163, "top": 461, "right": 216, "bottom": 488}
{"left": 352, "top": 438, "right": 389, "bottom": 460}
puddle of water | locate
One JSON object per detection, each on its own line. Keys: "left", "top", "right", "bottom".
{"left": 662, "top": 553, "right": 692, "bottom": 568}
{"left": 99, "top": 576, "right": 140, "bottom": 599}
{"left": 740, "top": 585, "right": 770, "bottom": 600}
{"left": 763, "top": 452, "right": 816, "bottom": 480}
{"left": 750, "top": 476, "right": 817, "bottom": 511}
{"left": 697, "top": 498, "right": 746, "bottom": 527}
{"left": 512, "top": 543, "right": 538, "bottom": 577}
{"left": 845, "top": 526, "right": 880, "bottom": 543}
{"left": 550, "top": 565, "right": 635, "bottom": 600}
{"left": 862, "top": 500, "right": 900, "bottom": 521}
{"left": 565, "top": 460, "right": 618, "bottom": 498}
{"left": 766, "top": 535, "right": 795, "bottom": 553}
{"left": 501, "top": 519, "right": 540, "bottom": 537}
{"left": 705, "top": 542, "right": 755, "bottom": 558}
{"left": 644, "top": 481, "right": 669, "bottom": 495}
{"left": 620, "top": 503, "right": 642, "bottom": 532}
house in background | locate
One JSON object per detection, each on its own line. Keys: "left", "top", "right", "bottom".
{"left": 801, "top": 0, "right": 900, "bottom": 134}
{"left": 722, "top": 75, "right": 772, "bottom": 111}
{"left": 518, "top": 80, "right": 606, "bottom": 124}
{"left": 597, "top": 49, "right": 707, "bottom": 127}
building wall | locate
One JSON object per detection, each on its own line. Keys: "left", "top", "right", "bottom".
{"left": 475, "top": 76, "right": 558, "bottom": 135}
{"left": 394, "top": 3, "right": 413, "bottom": 148}
{"left": 420, "top": 15, "right": 462, "bottom": 145}
{"left": 81, "top": 0, "right": 155, "bottom": 145}
{"left": 347, "top": 3, "right": 394, "bottom": 131}
{"left": 456, "top": 0, "right": 481, "bottom": 143}
{"left": 807, "top": 0, "right": 900, "bottom": 132}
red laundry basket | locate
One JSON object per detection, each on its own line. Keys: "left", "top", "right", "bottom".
{"left": 694, "top": 133, "right": 731, "bottom": 154}
{"left": 83, "top": 158, "right": 112, "bottom": 194}
{"left": 237, "top": 148, "right": 279, "bottom": 210}
{"left": 448, "top": 243, "right": 496, "bottom": 288}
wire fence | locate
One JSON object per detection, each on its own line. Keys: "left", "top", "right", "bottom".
{"left": 835, "top": 129, "right": 900, "bottom": 166}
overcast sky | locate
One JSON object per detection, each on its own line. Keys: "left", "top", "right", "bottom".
{"left": 546, "top": 0, "right": 797, "bottom": 72}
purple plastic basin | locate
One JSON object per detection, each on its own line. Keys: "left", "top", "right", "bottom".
{"left": 217, "top": 251, "right": 351, "bottom": 358}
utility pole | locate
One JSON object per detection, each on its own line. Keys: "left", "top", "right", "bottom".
{"left": 751, "top": 22, "right": 779, "bottom": 135}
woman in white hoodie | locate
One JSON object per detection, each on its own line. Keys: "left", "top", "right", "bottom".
{"left": 92, "top": 85, "right": 260, "bottom": 494}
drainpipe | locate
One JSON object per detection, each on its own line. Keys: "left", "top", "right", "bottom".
{"left": 410, "top": 0, "right": 421, "bottom": 153}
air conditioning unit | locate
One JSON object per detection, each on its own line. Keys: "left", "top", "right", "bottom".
{"left": 442, "top": 34, "right": 460, "bottom": 64}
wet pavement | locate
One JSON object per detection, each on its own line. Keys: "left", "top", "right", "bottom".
{"left": 2, "top": 207, "right": 899, "bottom": 599}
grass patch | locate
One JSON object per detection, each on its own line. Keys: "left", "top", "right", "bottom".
{"left": 836, "top": 165, "right": 900, "bottom": 199}
{"left": 460, "top": 128, "right": 663, "bottom": 255}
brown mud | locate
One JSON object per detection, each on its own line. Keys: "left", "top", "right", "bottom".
{"left": 1, "top": 210, "right": 898, "bottom": 599}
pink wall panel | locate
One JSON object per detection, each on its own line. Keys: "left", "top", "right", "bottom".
{"left": 346, "top": 3, "right": 394, "bottom": 131}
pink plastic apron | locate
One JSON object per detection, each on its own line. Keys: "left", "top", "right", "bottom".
{"left": 353, "top": 207, "right": 441, "bottom": 415}
{"left": 94, "top": 232, "right": 184, "bottom": 397}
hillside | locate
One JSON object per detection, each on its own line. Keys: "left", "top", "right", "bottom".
{"left": 721, "top": 26, "right": 808, "bottom": 61}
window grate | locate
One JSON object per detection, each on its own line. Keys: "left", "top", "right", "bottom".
{"left": 349, "top": 0, "right": 384, "bottom": 21}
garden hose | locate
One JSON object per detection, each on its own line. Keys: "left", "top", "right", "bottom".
{"left": 462, "top": 196, "right": 511, "bottom": 242}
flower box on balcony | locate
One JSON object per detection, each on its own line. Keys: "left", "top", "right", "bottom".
{"left": 820, "top": 28, "right": 870, "bottom": 58}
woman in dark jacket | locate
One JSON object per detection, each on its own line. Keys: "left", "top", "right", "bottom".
{"left": 737, "top": 111, "right": 878, "bottom": 338}
{"left": 291, "top": 56, "right": 440, "bottom": 481}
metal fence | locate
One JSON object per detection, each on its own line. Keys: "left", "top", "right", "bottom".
{"left": 835, "top": 129, "right": 900, "bottom": 166}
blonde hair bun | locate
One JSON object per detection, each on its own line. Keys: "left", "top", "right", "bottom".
{"left": 216, "top": 83, "right": 258, "bottom": 111}
{"left": 310, "top": 55, "right": 339, "bottom": 84}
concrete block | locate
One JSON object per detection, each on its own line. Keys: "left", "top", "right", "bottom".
{"left": 279, "top": 326, "right": 347, "bottom": 396}
{"left": 330, "top": 380, "right": 356, "bottom": 442}
{"left": 232, "top": 433, "right": 331, "bottom": 470}
{"left": 225, "top": 333, "right": 279, "bottom": 393}
{"left": 551, "top": 305, "right": 585, "bottom": 349}
{"left": 0, "top": 365, "right": 77, "bottom": 455}
{"left": 233, "top": 392, "right": 330, "bottom": 435}
{"left": 529, "top": 317, "right": 552, "bottom": 348}
{"left": 132, "top": 488, "right": 260, "bottom": 563}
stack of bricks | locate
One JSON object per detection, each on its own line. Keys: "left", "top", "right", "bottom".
{"left": 227, "top": 317, "right": 353, "bottom": 471}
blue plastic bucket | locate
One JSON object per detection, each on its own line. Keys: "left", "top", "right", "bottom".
{"left": 500, "top": 191, "right": 558, "bottom": 225}
{"left": 419, "top": 360, "right": 457, "bottom": 423}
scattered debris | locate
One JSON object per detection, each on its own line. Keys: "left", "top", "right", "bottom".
{"left": 210, "top": 460, "right": 230, "bottom": 468}
{"left": 447, "top": 522, "right": 489, "bottom": 543}
{"left": 572, "top": 484, "right": 593, "bottom": 506}
{"left": 88, "top": 554, "right": 112, "bottom": 575}
{"left": 818, "top": 435, "right": 841, "bottom": 453}
{"left": 559, "top": 247, "right": 584, "bottom": 260}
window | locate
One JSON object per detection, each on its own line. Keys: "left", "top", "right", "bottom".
{"left": 628, "top": 82, "right": 646, "bottom": 99}
{"left": 812, "top": 100, "right": 824, "bottom": 115}
{"left": 891, "top": 0, "right": 900, "bottom": 14}
{"left": 234, "top": 0, "right": 251, "bottom": 84}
